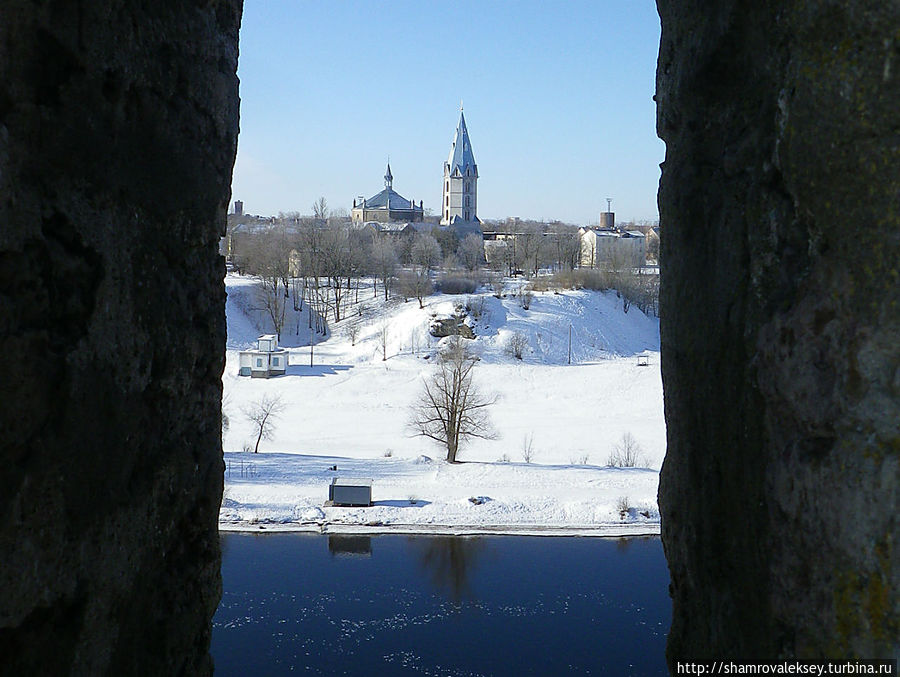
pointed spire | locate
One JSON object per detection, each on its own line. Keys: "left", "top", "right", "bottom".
{"left": 384, "top": 161, "right": 393, "bottom": 189}
{"left": 447, "top": 108, "right": 477, "bottom": 177}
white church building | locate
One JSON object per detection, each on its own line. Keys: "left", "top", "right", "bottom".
{"left": 440, "top": 109, "right": 481, "bottom": 237}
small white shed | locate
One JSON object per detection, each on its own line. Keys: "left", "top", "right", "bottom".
{"left": 238, "top": 334, "right": 288, "bottom": 378}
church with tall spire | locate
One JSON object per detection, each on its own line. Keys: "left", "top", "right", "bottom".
{"left": 441, "top": 107, "right": 480, "bottom": 230}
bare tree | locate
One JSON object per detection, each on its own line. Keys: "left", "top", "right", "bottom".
{"left": 370, "top": 236, "right": 398, "bottom": 300}
{"left": 243, "top": 224, "right": 292, "bottom": 339}
{"left": 347, "top": 320, "right": 361, "bottom": 346}
{"left": 257, "top": 281, "right": 287, "bottom": 340}
{"left": 442, "top": 252, "right": 460, "bottom": 273}
{"left": 400, "top": 233, "right": 441, "bottom": 309}
{"left": 317, "top": 226, "right": 351, "bottom": 322}
{"left": 377, "top": 320, "right": 390, "bottom": 361}
{"left": 312, "top": 196, "right": 329, "bottom": 223}
{"left": 485, "top": 241, "right": 508, "bottom": 276}
{"left": 457, "top": 233, "right": 485, "bottom": 272}
{"left": 411, "top": 233, "right": 442, "bottom": 271}
{"left": 607, "top": 432, "right": 646, "bottom": 468}
{"left": 513, "top": 224, "right": 548, "bottom": 278}
{"left": 548, "top": 222, "right": 581, "bottom": 271}
{"left": 522, "top": 433, "right": 536, "bottom": 463}
{"left": 409, "top": 337, "right": 497, "bottom": 462}
{"left": 397, "top": 268, "right": 432, "bottom": 309}
{"left": 243, "top": 394, "right": 285, "bottom": 454}
{"left": 431, "top": 226, "right": 460, "bottom": 261}
{"left": 295, "top": 221, "right": 330, "bottom": 335}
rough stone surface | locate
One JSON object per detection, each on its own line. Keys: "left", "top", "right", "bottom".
{"left": 429, "top": 316, "right": 475, "bottom": 339}
{"left": 657, "top": 0, "right": 899, "bottom": 663}
{"left": 0, "top": 2, "right": 240, "bottom": 674}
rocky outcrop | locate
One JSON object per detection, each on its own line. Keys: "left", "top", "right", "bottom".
{"left": 430, "top": 316, "right": 475, "bottom": 339}
{"left": 657, "top": 0, "right": 899, "bottom": 664}
{"left": 0, "top": 2, "right": 240, "bottom": 674}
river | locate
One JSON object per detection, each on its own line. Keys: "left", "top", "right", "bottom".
{"left": 213, "top": 533, "right": 670, "bottom": 675}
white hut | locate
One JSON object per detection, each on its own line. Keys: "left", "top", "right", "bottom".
{"left": 238, "top": 334, "right": 288, "bottom": 378}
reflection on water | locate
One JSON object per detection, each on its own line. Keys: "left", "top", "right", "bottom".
{"left": 328, "top": 535, "right": 372, "bottom": 557}
{"left": 213, "top": 533, "right": 671, "bottom": 676}
{"left": 616, "top": 536, "right": 634, "bottom": 552}
{"left": 414, "top": 536, "right": 484, "bottom": 601}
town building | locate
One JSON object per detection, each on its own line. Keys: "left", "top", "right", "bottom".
{"left": 238, "top": 334, "right": 288, "bottom": 378}
{"left": 578, "top": 227, "right": 647, "bottom": 269}
{"left": 351, "top": 164, "right": 424, "bottom": 224}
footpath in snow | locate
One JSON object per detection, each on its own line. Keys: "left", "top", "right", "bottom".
{"left": 221, "top": 274, "right": 665, "bottom": 536}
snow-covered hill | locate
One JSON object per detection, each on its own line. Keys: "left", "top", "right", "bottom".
{"left": 221, "top": 273, "right": 665, "bottom": 535}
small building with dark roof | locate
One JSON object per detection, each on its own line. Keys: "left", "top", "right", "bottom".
{"left": 351, "top": 163, "right": 424, "bottom": 224}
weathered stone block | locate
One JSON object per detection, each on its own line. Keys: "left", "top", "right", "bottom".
{"left": 0, "top": 1, "right": 241, "bottom": 674}
{"left": 657, "top": 0, "right": 899, "bottom": 664}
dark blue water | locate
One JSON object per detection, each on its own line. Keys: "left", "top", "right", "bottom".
{"left": 213, "top": 533, "right": 670, "bottom": 676}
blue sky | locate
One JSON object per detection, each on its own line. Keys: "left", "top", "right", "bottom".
{"left": 232, "top": 1, "right": 663, "bottom": 225}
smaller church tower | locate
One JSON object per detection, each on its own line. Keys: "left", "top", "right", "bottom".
{"left": 441, "top": 107, "right": 479, "bottom": 226}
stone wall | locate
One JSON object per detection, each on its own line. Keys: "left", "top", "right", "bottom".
{"left": 0, "top": 2, "right": 241, "bottom": 674}
{"left": 657, "top": 0, "right": 899, "bottom": 664}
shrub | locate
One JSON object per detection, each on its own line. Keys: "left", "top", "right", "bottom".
{"left": 491, "top": 276, "right": 505, "bottom": 298}
{"left": 570, "top": 453, "right": 590, "bottom": 465}
{"left": 505, "top": 331, "right": 529, "bottom": 360}
{"left": 522, "top": 433, "right": 535, "bottom": 463}
{"left": 436, "top": 275, "right": 479, "bottom": 295}
{"left": 528, "top": 277, "right": 551, "bottom": 292}
{"left": 518, "top": 288, "right": 533, "bottom": 310}
{"left": 465, "top": 295, "right": 486, "bottom": 319}
{"left": 607, "top": 432, "right": 647, "bottom": 467}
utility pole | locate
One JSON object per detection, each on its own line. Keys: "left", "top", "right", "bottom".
{"left": 568, "top": 324, "right": 572, "bottom": 365}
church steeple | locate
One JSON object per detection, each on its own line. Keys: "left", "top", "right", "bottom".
{"left": 384, "top": 162, "right": 393, "bottom": 189}
{"left": 446, "top": 110, "right": 477, "bottom": 178}
{"left": 441, "top": 107, "right": 479, "bottom": 226}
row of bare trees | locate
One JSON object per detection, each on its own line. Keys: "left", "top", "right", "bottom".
{"left": 230, "top": 202, "right": 658, "bottom": 341}
{"left": 483, "top": 221, "right": 582, "bottom": 277}
{"left": 232, "top": 209, "right": 486, "bottom": 339}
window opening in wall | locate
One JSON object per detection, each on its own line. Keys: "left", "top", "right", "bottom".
{"left": 221, "top": 2, "right": 665, "bottom": 672}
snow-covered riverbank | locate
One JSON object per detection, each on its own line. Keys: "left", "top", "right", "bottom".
{"left": 221, "top": 273, "right": 665, "bottom": 536}
{"left": 219, "top": 451, "right": 660, "bottom": 536}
